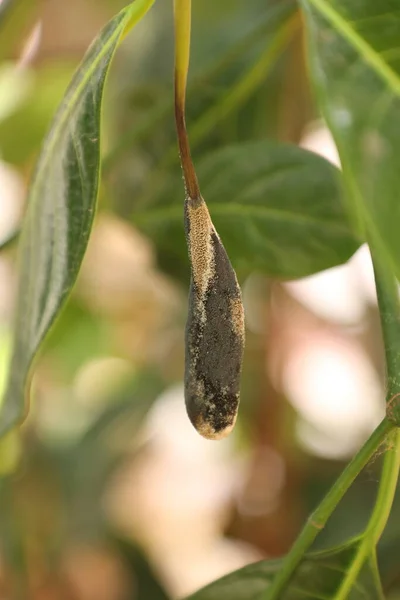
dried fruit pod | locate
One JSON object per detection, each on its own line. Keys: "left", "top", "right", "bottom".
{"left": 184, "top": 196, "right": 245, "bottom": 439}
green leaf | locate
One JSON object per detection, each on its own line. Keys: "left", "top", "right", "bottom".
{"left": 133, "top": 141, "right": 360, "bottom": 280}
{"left": 185, "top": 541, "right": 384, "bottom": 600}
{"left": 0, "top": 0, "right": 156, "bottom": 437}
{"left": 299, "top": 0, "right": 400, "bottom": 277}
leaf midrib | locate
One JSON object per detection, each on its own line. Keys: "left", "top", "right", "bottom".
{"left": 306, "top": 0, "right": 400, "bottom": 96}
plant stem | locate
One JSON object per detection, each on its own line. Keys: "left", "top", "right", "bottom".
{"left": 333, "top": 250, "right": 400, "bottom": 598}
{"left": 366, "top": 431, "right": 400, "bottom": 544}
{"left": 266, "top": 247, "right": 400, "bottom": 598}
{"left": 335, "top": 428, "right": 400, "bottom": 600}
{"left": 266, "top": 248, "right": 400, "bottom": 599}
{"left": 372, "top": 249, "right": 400, "bottom": 423}
{"left": 173, "top": 0, "right": 200, "bottom": 200}
{"left": 263, "top": 417, "right": 393, "bottom": 599}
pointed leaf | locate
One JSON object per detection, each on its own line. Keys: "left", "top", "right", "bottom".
{"left": 133, "top": 141, "right": 360, "bottom": 280}
{"left": 299, "top": 0, "right": 400, "bottom": 276}
{"left": 0, "top": 0, "right": 156, "bottom": 436}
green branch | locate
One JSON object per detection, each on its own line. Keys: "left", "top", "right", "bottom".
{"left": 265, "top": 245, "right": 400, "bottom": 598}
{"left": 335, "top": 429, "right": 400, "bottom": 599}
{"left": 334, "top": 250, "right": 400, "bottom": 597}
{"left": 264, "top": 417, "right": 393, "bottom": 599}
{"left": 373, "top": 249, "right": 400, "bottom": 423}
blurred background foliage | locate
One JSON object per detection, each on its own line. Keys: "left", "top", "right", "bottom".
{"left": 0, "top": 0, "right": 400, "bottom": 598}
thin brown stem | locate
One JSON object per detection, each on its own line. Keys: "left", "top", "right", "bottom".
{"left": 173, "top": 0, "right": 200, "bottom": 200}
{"left": 174, "top": 79, "right": 200, "bottom": 200}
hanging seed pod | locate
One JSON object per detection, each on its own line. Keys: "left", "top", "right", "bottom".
{"left": 174, "top": 0, "right": 245, "bottom": 439}
{"left": 184, "top": 196, "right": 245, "bottom": 439}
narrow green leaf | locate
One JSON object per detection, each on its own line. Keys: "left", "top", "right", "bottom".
{"left": 0, "top": 0, "right": 156, "bottom": 437}
{"left": 133, "top": 141, "right": 360, "bottom": 280}
{"left": 186, "top": 541, "right": 383, "bottom": 600}
{"left": 299, "top": 0, "right": 400, "bottom": 276}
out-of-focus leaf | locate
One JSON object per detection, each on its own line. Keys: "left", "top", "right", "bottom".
{"left": 111, "top": 534, "right": 171, "bottom": 600}
{"left": 0, "top": 0, "right": 156, "bottom": 438}
{"left": 0, "top": 62, "right": 33, "bottom": 124}
{"left": 41, "top": 300, "right": 109, "bottom": 380}
{"left": 58, "top": 369, "right": 165, "bottom": 539}
{"left": 299, "top": 0, "right": 400, "bottom": 277}
{"left": 186, "top": 540, "right": 384, "bottom": 600}
{"left": 133, "top": 141, "right": 360, "bottom": 280}
{"left": 0, "top": 63, "right": 75, "bottom": 165}
{"left": 0, "top": 0, "right": 38, "bottom": 60}
{"left": 103, "top": 0, "right": 296, "bottom": 171}
{"left": 106, "top": 1, "right": 302, "bottom": 225}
